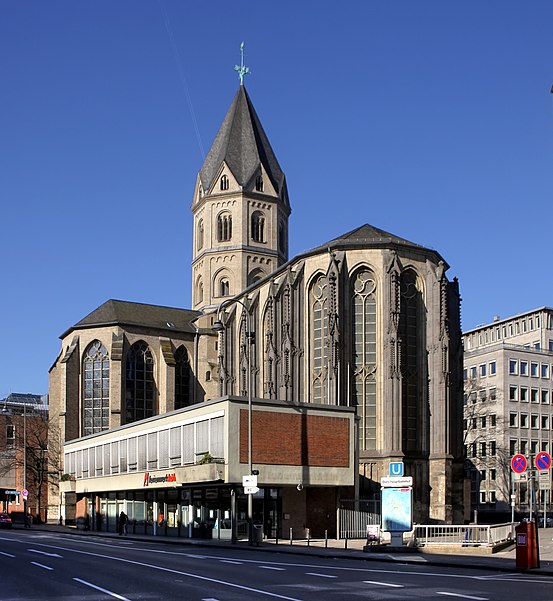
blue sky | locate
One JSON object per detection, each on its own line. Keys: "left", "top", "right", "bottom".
{"left": 2, "top": 1, "right": 552, "bottom": 396}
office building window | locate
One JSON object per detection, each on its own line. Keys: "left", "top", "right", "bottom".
{"left": 542, "top": 364, "right": 550, "bottom": 379}
{"left": 542, "top": 415, "right": 549, "bottom": 429}
{"left": 520, "top": 361, "right": 528, "bottom": 376}
{"left": 489, "top": 361, "right": 496, "bottom": 375}
{"left": 531, "top": 414, "right": 539, "bottom": 429}
{"left": 470, "top": 366, "right": 477, "bottom": 379}
{"left": 480, "top": 364, "right": 487, "bottom": 377}
{"left": 489, "top": 387, "right": 497, "bottom": 400}
{"left": 490, "top": 414, "right": 496, "bottom": 427}
{"left": 509, "top": 359, "right": 518, "bottom": 375}
{"left": 542, "top": 390, "right": 550, "bottom": 404}
{"left": 509, "top": 386, "right": 518, "bottom": 401}
{"left": 509, "top": 413, "right": 518, "bottom": 427}
{"left": 531, "top": 388, "right": 539, "bottom": 403}
{"left": 531, "top": 362, "right": 539, "bottom": 377}
{"left": 520, "top": 387, "right": 529, "bottom": 402}
{"left": 6, "top": 424, "right": 15, "bottom": 449}
{"left": 510, "top": 439, "right": 517, "bottom": 455}
{"left": 520, "top": 413, "right": 528, "bottom": 428}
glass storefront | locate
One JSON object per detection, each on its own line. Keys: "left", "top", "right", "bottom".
{"left": 84, "top": 485, "right": 280, "bottom": 540}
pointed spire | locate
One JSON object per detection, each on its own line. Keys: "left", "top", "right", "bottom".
{"left": 199, "top": 86, "right": 286, "bottom": 200}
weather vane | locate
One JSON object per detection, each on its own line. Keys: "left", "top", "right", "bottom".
{"left": 234, "top": 42, "right": 250, "bottom": 85}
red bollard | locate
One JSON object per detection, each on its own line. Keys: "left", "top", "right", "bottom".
{"left": 515, "top": 520, "right": 540, "bottom": 569}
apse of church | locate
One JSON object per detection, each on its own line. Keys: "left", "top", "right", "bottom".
{"left": 49, "top": 79, "right": 465, "bottom": 527}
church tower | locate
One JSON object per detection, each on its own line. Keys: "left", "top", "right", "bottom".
{"left": 191, "top": 83, "right": 291, "bottom": 311}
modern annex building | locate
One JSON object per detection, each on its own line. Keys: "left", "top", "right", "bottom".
{"left": 49, "top": 82, "right": 465, "bottom": 539}
{"left": 463, "top": 307, "right": 553, "bottom": 520}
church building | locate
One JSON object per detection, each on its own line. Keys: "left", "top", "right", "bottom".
{"left": 48, "top": 78, "right": 465, "bottom": 538}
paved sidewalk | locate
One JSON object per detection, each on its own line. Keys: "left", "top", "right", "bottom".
{"left": 17, "top": 523, "right": 553, "bottom": 576}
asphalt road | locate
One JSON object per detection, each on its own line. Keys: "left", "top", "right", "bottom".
{"left": 1, "top": 529, "right": 553, "bottom": 600}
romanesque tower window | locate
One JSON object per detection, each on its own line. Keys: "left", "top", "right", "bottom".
{"left": 83, "top": 340, "right": 110, "bottom": 437}
{"left": 196, "top": 218, "right": 204, "bottom": 251}
{"left": 217, "top": 213, "right": 232, "bottom": 242}
{"left": 351, "top": 270, "right": 377, "bottom": 451}
{"left": 220, "top": 175, "right": 229, "bottom": 191}
{"left": 220, "top": 278, "right": 230, "bottom": 297}
{"left": 400, "top": 270, "right": 422, "bottom": 452}
{"left": 125, "top": 341, "right": 155, "bottom": 424}
{"left": 278, "top": 220, "right": 286, "bottom": 253}
{"left": 196, "top": 277, "right": 204, "bottom": 304}
{"left": 251, "top": 210, "right": 265, "bottom": 243}
{"left": 255, "top": 175, "right": 264, "bottom": 192}
{"left": 175, "top": 346, "right": 191, "bottom": 409}
{"left": 310, "top": 275, "right": 328, "bottom": 404}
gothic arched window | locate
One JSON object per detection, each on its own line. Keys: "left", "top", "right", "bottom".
{"left": 217, "top": 213, "right": 232, "bottom": 242}
{"left": 310, "top": 275, "right": 328, "bottom": 403}
{"left": 251, "top": 211, "right": 265, "bottom": 243}
{"left": 196, "top": 219, "right": 204, "bottom": 251}
{"left": 125, "top": 341, "right": 155, "bottom": 424}
{"left": 83, "top": 340, "right": 110, "bottom": 436}
{"left": 400, "top": 270, "right": 422, "bottom": 452}
{"left": 175, "top": 346, "right": 191, "bottom": 409}
{"left": 255, "top": 175, "right": 264, "bottom": 192}
{"left": 220, "top": 175, "right": 229, "bottom": 191}
{"left": 351, "top": 270, "right": 377, "bottom": 451}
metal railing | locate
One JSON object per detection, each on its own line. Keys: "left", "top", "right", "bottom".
{"left": 339, "top": 499, "right": 380, "bottom": 539}
{"left": 414, "top": 523, "right": 515, "bottom": 547}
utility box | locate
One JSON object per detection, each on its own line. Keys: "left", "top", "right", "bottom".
{"left": 515, "top": 520, "right": 540, "bottom": 569}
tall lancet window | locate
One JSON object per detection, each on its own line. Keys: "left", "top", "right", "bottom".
{"left": 174, "top": 346, "right": 191, "bottom": 409}
{"left": 400, "top": 270, "right": 422, "bottom": 452}
{"left": 83, "top": 340, "right": 110, "bottom": 436}
{"left": 126, "top": 341, "right": 155, "bottom": 424}
{"left": 196, "top": 218, "right": 204, "bottom": 251}
{"left": 310, "top": 275, "right": 328, "bottom": 403}
{"left": 351, "top": 270, "right": 377, "bottom": 450}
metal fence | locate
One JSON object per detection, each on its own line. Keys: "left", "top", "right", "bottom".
{"left": 338, "top": 499, "right": 381, "bottom": 539}
{"left": 414, "top": 523, "right": 515, "bottom": 547}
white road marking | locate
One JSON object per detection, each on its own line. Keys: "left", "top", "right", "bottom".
{"left": 74, "top": 578, "right": 131, "bottom": 600}
{"left": 31, "top": 561, "right": 53, "bottom": 570}
{"left": 202, "top": 598, "right": 221, "bottom": 601}
{"left": 306, "top": 572, "right": 337, "bottom": 578}
{"left": 29, "top": 548, "right": 62, "bottom": 558}
{"left": 0, "top": 551, "right": 15, "bottom": 557}
{"left": 437, "top": 593, "right": 489, "bottom": 600}
{"left": 220, "top": 560, "right": 243, "bottom": 564}
{"left": 363, "top": 580, "right": 404, "bottom": 588}
{"left": 259, "top": 566, "right": 286, "bottom": 570}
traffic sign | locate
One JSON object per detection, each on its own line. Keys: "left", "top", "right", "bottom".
{"left": 539, "top": 471, "right": 551, "bottom": 490}
{"left": 511, "top": 454, "right": 528, "bottom": 474}
{"left": 390, "top": 462, "right": 404, "bottom": 477}
{"left": 243, "top": 475, "right": 258, "bottom": 488}
{"left": 244, "top": 486, "right": 260, "bottom": 495}
{"left": 535, "top": 451, "right": 552, "bottom": 471}
{"left": 21, "top": 489, "right": 28, "bottom": 499}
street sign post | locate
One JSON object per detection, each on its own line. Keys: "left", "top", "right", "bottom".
{"left": 243, "top": 475, "right": 259, "bottom": 495}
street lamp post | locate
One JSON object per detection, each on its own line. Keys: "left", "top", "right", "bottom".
{"left": 212, "top": 298, "right": 254, "bottom": 545}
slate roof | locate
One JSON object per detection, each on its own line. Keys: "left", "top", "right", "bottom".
{"left": 304, "top": 224, "right": 447, "bottom": 265}
{"left": 62, "top": 300, "right": 201, "bottom": 338}
{"left": 199, "top": 86, "right": 286, "bottom": 197}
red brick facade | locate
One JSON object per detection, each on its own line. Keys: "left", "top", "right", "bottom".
{"left": 240, "top": 409, "right": 350, "bottom": 467}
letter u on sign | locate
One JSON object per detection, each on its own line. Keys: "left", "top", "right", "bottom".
{"left": 390, "top": 462, "right": 404, "bottom": 477}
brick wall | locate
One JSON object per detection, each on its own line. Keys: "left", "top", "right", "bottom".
{"left": 240, "top": 410, "right": 349, "bottom": 467}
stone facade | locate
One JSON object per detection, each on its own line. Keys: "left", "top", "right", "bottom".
{"left": 48, "top": 83, "right": 465, "bottom": 526}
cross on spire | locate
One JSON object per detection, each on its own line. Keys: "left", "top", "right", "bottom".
{"left": 234, "top": 42, "right": 250, "bottom": 85}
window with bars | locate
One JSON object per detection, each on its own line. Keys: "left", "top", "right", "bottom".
{"left": 310, "top": 275, "right": 328, "bottom": 404}
{"left": 82, "top": 340, "right": 110, "bottom": 436}
{"left": 351, "top": 269, "right": 377, "bottom": 451}
{"left": 125, "top": 341, "right": 155, "bottom": 424}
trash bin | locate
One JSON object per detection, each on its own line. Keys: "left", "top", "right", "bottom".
{"left": 515, "top": 520, "right": 540, "bottom": 569}
{"left": 252, "top": 522, "right": 263, "bottom": 546}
